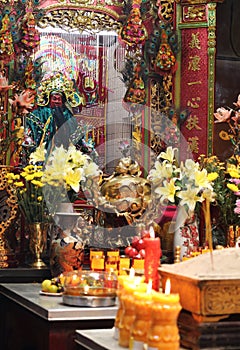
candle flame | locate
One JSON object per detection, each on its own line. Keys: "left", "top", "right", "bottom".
{"left": 149, "top": 226, "right": 155, "bottom": 238}
{"left": 72, "top": 273, "right": 78, "bottom": 281}
{"left": 165, "top": 278, "right": 171, "bottom": 295}
{"left": 147, "top": 279, "right": 152, "bottom": 294}
{"left": 129, "top": 267, "right": 135, "bottom": 278}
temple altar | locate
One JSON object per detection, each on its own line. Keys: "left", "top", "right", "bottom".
{"left": 1, "top": 1, "right": 240, "bottom": 350}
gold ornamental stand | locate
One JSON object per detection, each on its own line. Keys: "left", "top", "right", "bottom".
{"left": 0, "top": 166, "right": 19, "bottom": 268}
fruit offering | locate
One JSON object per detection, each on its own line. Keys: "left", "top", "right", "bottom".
{"left": 41, "top": 277, "right": 64, "bottom": 294}
{"left": 63, "top": 270, "right": 118, "bottom": 297}
{"left": 124, "top": 230, "right": 150, "bottom": 259}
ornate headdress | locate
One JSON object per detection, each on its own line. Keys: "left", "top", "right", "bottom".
{"left": 37, "top": 72, "right": 85, "bottom": 108}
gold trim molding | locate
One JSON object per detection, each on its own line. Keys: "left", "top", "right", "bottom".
{"left": 158, "top": 0, "right": 175, "bottom": 23}
{"left": 175, "top": 0, "right": 224, "bottom": 4}
{"left": 38, "top": 4, "right": 124, "bottom": 32}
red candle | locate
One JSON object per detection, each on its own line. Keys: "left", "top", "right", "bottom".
{"left": 143, "top": 226, "right": 161, "bottom": 291}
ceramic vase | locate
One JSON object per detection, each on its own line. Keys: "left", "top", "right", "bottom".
{"left": 173, "top": 205, "right": 199, "bottom": 261}
{"left": 50, "top": 212, "right": 85, "bottom": 277}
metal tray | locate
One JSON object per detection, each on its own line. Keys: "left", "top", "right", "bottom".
{"left": 62, "top": 294, "right": 116, "bottom": 307}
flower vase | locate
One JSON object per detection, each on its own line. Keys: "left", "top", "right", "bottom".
{"left": 29, "top": 222, "right": 48, "bottom": 268}
{"left": 173, "top": 205, "right": 199, "bottom": 261}
{"left": 50, "top": 212, "right": 85, "bottom": 277}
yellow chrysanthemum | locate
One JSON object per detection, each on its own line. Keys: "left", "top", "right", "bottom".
{"left": 31, "top": 180, "right": 44, "bottom": 187}
{"left": 15, "top": 181, "right": 24, "bottom": 187}
{"left": 207, "top": 172, "right": 219, "bottom": 182}
{"left": 229, "top": 170, "right": 240, "bottom": 179}
{"left": 227, "top": 183, "right": 239, "bottom": 192}
{"left": 25, "top": 174, "right": 35, "bottom": 181}
{"left": 33, "top": 171, "right": 44, "bottom": 178}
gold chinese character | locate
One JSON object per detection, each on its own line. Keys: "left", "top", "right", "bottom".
{"left": 188, "top": 55, "right": 200, "bottom": 71}
{"left": 187, "top": 81, "right": 202, "bottom": 86}
{"left": 187, "top": 136, "right": 199, "bottom": 154}
{"left": 189, "top": 33, "right": 201, "bottom": 50}
{"left": 186, "top": 115, "right": 202, "bottom": 130}
{"left": 187, "top": 97, "right": 201, "bottom": 109}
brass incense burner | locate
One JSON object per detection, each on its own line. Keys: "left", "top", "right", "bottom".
{"left": 83, "top": 156, "right": 158, "bottom": 246}
{"left": 159, "top": 248, "right": 240, "bottom": 323}
{"left": 99, "top": 157, "right": 152, "bottom": 225}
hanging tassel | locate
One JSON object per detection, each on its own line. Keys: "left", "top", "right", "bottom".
{"left": 153, "top": 29, "right": 177, "bottom": 74}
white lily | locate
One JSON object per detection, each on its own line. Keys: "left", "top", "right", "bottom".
{"left": 155, "top": 178, "right": 181, "bottom": 204}
{"left": 29, "top": 143, "right": 46, "bottom": 163}
{"left": 158, "top": 146, "right": 177, "bottom": 163}
{"left": 177, "top": 185, "right": 204, "bottom": 212}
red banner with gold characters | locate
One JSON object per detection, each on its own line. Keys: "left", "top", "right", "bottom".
{"left": 180, "top": 27, "right": 209, "bottom": 160}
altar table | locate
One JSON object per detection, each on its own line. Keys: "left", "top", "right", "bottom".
{"left": 74, "top": 328, "right": 187, "bottom": 350}
{"left": 0, "top": 283, "right": 117, "bottom": 350}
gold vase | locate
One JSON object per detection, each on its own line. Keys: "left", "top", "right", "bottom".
{"left": 29, "top": 222, "right": 48, "bottom": 268}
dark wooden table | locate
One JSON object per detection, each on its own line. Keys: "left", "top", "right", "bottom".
{"left": 0, "top": 266, "right": 51, "bottom": 283}
{"left": 0, "top": 283, "right": 117, "bottom": 350}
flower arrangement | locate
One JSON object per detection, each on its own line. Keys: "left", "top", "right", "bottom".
{"left": 214, "top": 93, "right": 240, "bottom": 155}
{"left": 224, "top": 156, "right": 240, "bottom": 218}
{"left": 147, "top": 147, "right": 219, "bottom": 250}
{"left": 147, "top": 147, "right": 217, "bottom": 214}
{"left": 7, "top": 143, "right": 101, "bottom": 222}
{"left": 198, "top": 154, "right": 240, "bottom": 229}
{"left": 213, "top": 94, "right": 240, "bottom": 227}
{"left": 7, "top": 163, "right": 47, "bottom": 224}
{"left": 33, "top": 143, "right": 101, "bottom": 215}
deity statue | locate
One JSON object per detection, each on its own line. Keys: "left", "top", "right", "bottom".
{"left": 25, "top": 72, "right": 86, "bottom": 151}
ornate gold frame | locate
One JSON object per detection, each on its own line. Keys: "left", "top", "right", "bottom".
{"left": 0, "top": 166, "right": 18, "bottom": 267}
{"left": 38, "top": 1, "right": 125, "bottom": 33}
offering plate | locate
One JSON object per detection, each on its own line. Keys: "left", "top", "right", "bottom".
{"left": 62, "top": 270, "right": 117, "bottom": 307}
{"left": 62, "top": 294, "right": 116, "bottom": 307}
{"left": 159, "top": 248, "right": 240, "bottom": 322}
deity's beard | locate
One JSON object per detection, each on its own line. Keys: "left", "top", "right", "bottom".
{"left": 51, "top": 106, "right": 74, "bottom": 149}
{"left": 52, "top": 106, "right": 65, "bottom": 128}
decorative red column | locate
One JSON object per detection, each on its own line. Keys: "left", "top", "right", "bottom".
{"left": 175, "top": 0, "right": 224, "bottom": 160}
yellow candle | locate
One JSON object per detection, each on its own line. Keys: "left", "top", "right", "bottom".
{"left": 118, "top": 281, "right": 148, "bottom": 347}
{"left": 202, "top": 248, "right": 211, "bottom": 254}
{"left": 191, "top": 251, "right": 201, "bottom": 257}
{"left": 107, "top": 249, "right": 120, "bottom": 259}
{"left": 147, "top": 282, "right": 182, "bottom": 350}
{"left": 91, "top": 255, "right": 105, "bottom": 271}
{"left": 151, "top": 290, "right": 180, "bottom": 305}
{"left": 90, "top": 248, "right": 104, "bottom": 260}
{"left": 114, "top": 275, "right": 145, "bottom": 341}
{"left": 130, "top": 290, "right": 153, "bottom": 349}
{"left": 132, "top": 258, "right": 145, "bottom": 270}
{"left": 118, "top": 256, "right": 130, "bottom": 275}
{"left": 182, "top": 256, "right": 191, "bottom": 261}
{"left": 105, "top": 256, "right": 118, "bottom": 273}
